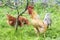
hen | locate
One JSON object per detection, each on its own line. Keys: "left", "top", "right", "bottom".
{"left": 6, "top": 14, "right": 16, "bottom": 26}
{"left": 6, "top": 14, "right": 29, "bottom": 27}
{"left": 27, "top": 6, "right": 52, "bottom": 37}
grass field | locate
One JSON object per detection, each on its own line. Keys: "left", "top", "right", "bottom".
{"left": 0, "top": 5, "right": 60, "bottom": 40}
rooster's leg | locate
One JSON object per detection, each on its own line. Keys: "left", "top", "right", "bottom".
{"left": 34, "top": 27, "right": 40, "bottom": 36}
{"left": 43, "top": 33, "right": 46, "bottom": 38}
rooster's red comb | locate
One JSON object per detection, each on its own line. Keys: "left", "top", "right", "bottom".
{"left": 27, "top": 6, "right": 34, "bottom": 9}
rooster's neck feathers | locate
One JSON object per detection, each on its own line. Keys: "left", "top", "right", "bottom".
{"left": 28, "top": 9, "right": 40, "bottom": 19}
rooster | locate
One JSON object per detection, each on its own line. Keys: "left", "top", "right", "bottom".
{"left": 27, "top": 6, "right": 52, "bottom": 37}
{"left": 6, "top": 13, "right": 29, "bottom": 27}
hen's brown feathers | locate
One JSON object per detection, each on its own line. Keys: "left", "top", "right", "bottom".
{"left": 6, "top": 14, "right": 29, "bottom": 27}
{"left": 6, "top": 14, "right": 16, "bottom": 26}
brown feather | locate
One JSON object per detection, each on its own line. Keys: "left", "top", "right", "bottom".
{"left": 6, "top": 14, "right": 29, "bottom": 27}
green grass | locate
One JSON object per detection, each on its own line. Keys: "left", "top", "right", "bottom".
{"left": 0, "top": 5, "right": 60, "bottom": 40}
